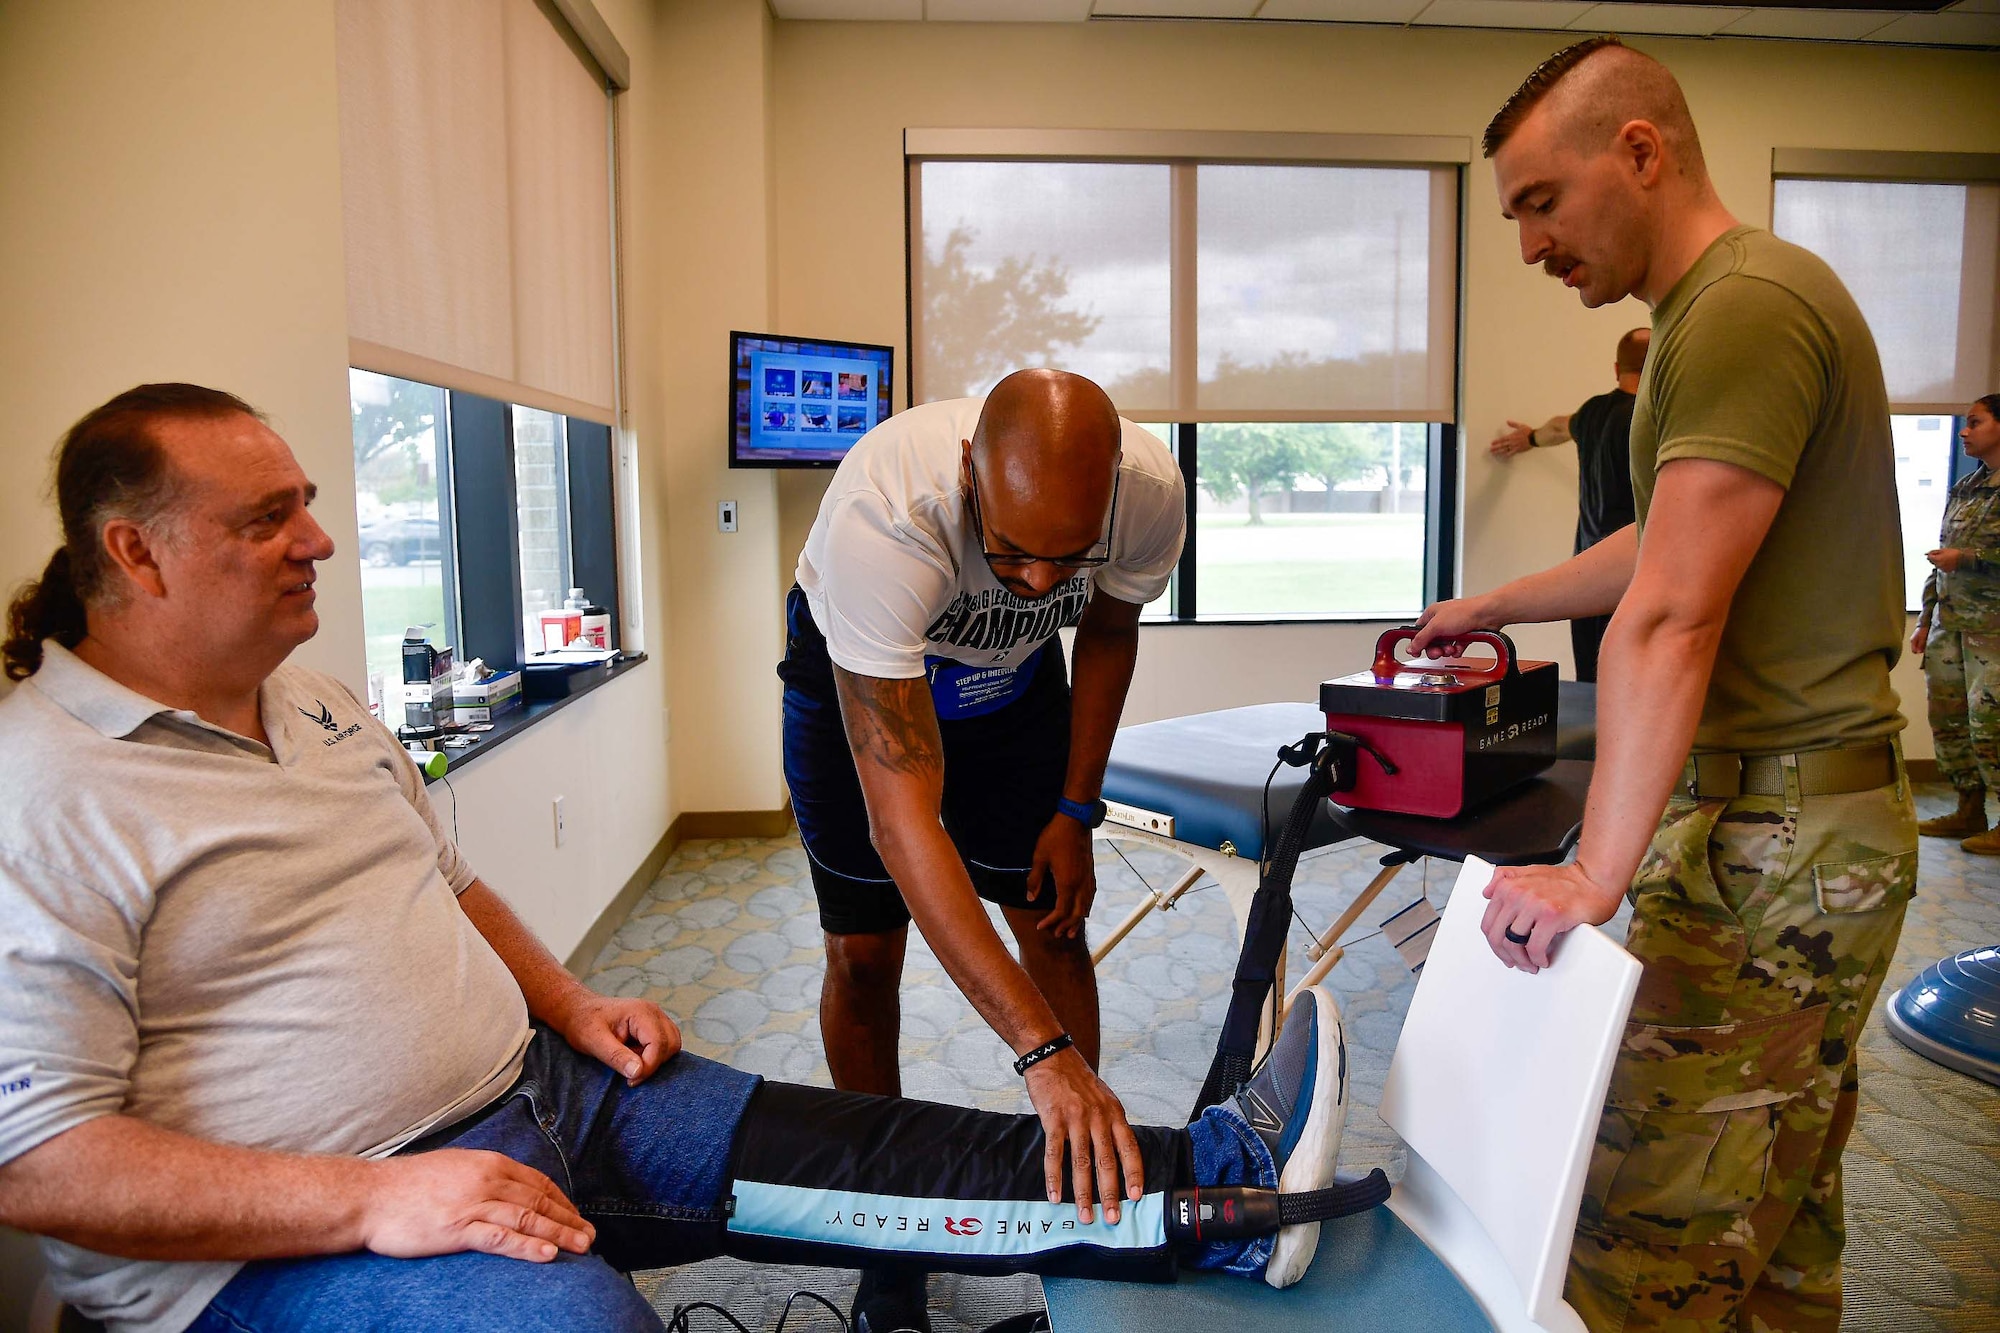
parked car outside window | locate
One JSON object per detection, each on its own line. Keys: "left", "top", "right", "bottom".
{"left": 358, "top": 516, "right": 441, "bottom": 567}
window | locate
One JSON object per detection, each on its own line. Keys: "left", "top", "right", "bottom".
{"left": 1772, "top": 178, "right": 1997, "bottom": 409}
{"left": 335, "top": 0, "right": 624, "bottom": 421}
{"left": 335, "top": 0, "right": 633, "bottom": 705}
{"left": 350, "top": 370, "right": 456, "bottom": 702}
{"left": 349, "top": 373, "right": 622, "bottom": 711}
{"left": 1893, "top": 415, "right": 1959, "bottom": 610}
{"left": 1771, "top": 152, "right": 2000, "bottom": 609}
{"left": 1193, "top": 422, "right": 1428, "bottom": 620}
{"left": 915, "top": 161, "right": 1171, "bottom": 405}
{"left": 513, "top": 407, "right": 573, "bottom": 660}
{"left": 909, "top": 131, "right": 1464, "bottom": 621}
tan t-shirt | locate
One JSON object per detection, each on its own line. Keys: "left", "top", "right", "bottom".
{"left": 1630, "top": 225, "right": 1905, "bottom": 754}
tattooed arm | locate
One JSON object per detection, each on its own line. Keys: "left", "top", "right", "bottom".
{"left": 832, "top": 667, "right": 1063, "bottom": 1049}
{"left": 832, "top": 667, "right": 1145, "bottom": 1218}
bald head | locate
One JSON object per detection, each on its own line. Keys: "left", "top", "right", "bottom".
{"left": 964, "top": 369, "right": 1122, "bottom": 599}
{"left": 974, "top": 369, "right": 1120, "bottom": 473}
{"left": 1615, "top": 326, "right": 1650, "bottom": 376}
{"left": 1484, "top": 37, "right": 1708, "bottom": 185}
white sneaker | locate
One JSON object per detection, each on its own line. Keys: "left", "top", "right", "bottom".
{"left": 1229, "top": 984, "right": 1349, "bottom": 1289}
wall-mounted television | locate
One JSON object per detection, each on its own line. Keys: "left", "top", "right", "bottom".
{"left": 729, "top": 331, "right": 895, "bottom": 468}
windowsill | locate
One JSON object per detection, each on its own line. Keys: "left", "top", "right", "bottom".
{"left": 419, "top": 652, "right": 649, "bottom": 783}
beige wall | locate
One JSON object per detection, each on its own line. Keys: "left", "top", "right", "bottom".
{"left": 765, "top": 20, "right": 2000, "bottom": 759}
{"left": 0, "top": 0, "right": 677, "bottom": 964}
{"left": 0, "top": 0, "right": 360, "bottom": 685}
{"left": 653, "top": 0, "right": 792, "bottom": 814}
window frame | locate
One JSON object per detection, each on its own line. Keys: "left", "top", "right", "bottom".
{"left": 905, "top": 131, "right": 1468, "bottom": 623}
{"left": 350, "top": 374, "right": 625, "bottom": 678}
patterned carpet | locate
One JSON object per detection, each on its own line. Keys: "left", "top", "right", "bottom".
{"left": 582, "top": 782, "right": 2000, "bottom": 1332}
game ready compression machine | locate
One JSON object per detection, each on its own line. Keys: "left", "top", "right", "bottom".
{"left": 1171, "top": 629, "right": 1560, "bottom": 1246}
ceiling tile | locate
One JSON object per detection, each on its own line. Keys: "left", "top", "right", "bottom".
{"left": 929, "top": 0, "right": 1092, "bottom": 16}
{"left": 1413, "top": 0, "right": 1597, "bottom": 29}
{"left": 1714, "top": 7, "right": 1900, "bottom": 38}
{"left": 1258, "top": 0, "right": 1436, "bottom": 21}
{"left": 1570, "top": 2, "right": 1750, "bottom": 33}
{"left": 1864, "top": 8, "right": 2000, "bottom": 40}
{"left": 1091, "top": 0, "right": 1264, "bottom": 15}
{"left": 770, "top": 0, "right": 922, "bottom": 17}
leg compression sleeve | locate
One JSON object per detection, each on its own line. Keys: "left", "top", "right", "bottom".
{"left": 721, "top": 1081, "right": 1189, "bottom": 1283}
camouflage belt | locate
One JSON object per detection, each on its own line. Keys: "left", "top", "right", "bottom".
{"left": 1680, "top": 742, "right": 1898, "bottom": 800}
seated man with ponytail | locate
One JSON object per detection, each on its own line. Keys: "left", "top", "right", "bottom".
{"left": 0, "top": 384, "right": 1376, "bottom": 1333}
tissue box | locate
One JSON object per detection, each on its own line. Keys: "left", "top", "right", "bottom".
{"left": 451, "top": 670, "right": 523, "bottom": 724}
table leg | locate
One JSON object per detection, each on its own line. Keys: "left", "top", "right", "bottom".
{"left": 1283, "top": 944, "right": 1345, "bottom": 1019}
{"left": 1304, "top": 859, "right": 1406, "bottom": 962}
{"left": 1091, "top": 862, "right": 1206, "bottom": 966}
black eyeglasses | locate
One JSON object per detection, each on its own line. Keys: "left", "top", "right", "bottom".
{"left": 966, "top": 462, "right": 1120, "bottom": 569}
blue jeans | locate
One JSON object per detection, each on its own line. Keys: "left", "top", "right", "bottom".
{"left": 192, "top": 1032, "right": 1271, "bottom": 1332}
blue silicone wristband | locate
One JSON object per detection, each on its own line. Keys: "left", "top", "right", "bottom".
{"left": 1056, "top": 796, "right": 1098, "bottom": 825}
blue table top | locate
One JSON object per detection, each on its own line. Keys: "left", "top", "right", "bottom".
{"left": 1042, "top": 1205, "right": 1494, "bottom": 1333}
{"left": 1102, "top": 703, "right": 1348, "bottom": 862}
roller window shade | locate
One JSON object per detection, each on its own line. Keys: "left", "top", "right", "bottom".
{"left": 909, "top": 148, "right": 1460, "bottom": 423}
{"left": 337, "top": 0, "right": 616, "bottom": 424}
{"left": 913, "top": 161, "right": 1172, "bottom": 411}
{"left": 1194, "top": 164, "right": 1456, "bottom": 421}
{"left": 1772, "top": 177, "right": 2000, "bottom": 413}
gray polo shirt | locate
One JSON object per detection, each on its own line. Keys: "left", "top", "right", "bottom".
{"left": 0, "top": 643, "right": 530, "bottom": 1333}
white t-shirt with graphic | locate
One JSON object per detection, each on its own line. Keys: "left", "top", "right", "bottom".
{"left": 797, "top": 397, "right": 1185, "bottom": 680}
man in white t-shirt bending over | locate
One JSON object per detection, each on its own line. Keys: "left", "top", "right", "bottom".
{"left": 785, "top": 369, "right": 1185, "bottom": 1329}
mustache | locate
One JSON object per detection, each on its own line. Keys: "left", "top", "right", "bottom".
{"left": 1542, "top": 255, "right": 1577, "bottom": 278}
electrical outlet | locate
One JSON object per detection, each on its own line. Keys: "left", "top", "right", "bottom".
{"left": 718, "top": 500, "right": 738, "bottom": 533}
{"left": 553, "top": 796, "right": 567, "bottom": 848}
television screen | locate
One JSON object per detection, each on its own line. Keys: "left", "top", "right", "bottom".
{"left": 730, "top": 331, "right": 894, "bottom": 468}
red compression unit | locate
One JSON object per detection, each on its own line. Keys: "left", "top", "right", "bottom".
{"left": 1318, "top": 627, "right": 1558, "bottom": 818}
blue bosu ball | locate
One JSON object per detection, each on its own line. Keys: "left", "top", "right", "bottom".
{"left": 1885, "top": 946, "right": 2000, "bottom": 1087}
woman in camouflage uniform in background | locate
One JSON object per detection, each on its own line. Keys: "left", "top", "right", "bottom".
{"left": 1913, "top": 393, "right": 2000, "bottom": 850}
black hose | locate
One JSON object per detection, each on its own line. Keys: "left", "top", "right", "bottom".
{"left": 1191, "top": 738, "right": 1342, "bottom": 1119}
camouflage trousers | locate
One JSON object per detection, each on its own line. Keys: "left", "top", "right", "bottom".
{"left": 1565, "top": 765, "right": 1916, "bottom": 1333}
{"left": 1923, "top": 629, "right": 2000, "bottom": 793}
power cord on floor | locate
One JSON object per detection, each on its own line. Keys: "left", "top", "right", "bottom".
{"left": 666, "top": 1289, "right": 849, "bottom": 1333}
{"left": 662, "top": 1290, "right": 1046, "bottom": 1333}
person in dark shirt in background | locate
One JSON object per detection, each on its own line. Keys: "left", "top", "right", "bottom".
{"left": 1489, "top": 327, "right": 1649, "bottom": 681}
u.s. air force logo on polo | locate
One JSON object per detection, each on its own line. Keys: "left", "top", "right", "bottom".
{"left": 299, "top": 700, "right": 364, "bottom": 746}
{"left": 725, "top": 1181, "right": 1166, "bottom": 1257}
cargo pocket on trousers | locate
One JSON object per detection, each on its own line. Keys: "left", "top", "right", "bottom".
{"left": 1585, "top": 1005, "right": 1828, "bottom": 1249}
{"left": 1812, "top": 850, "right": 1917, "bottom": 915}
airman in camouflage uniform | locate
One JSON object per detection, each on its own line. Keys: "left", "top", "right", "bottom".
{"left": 1914, "top": 396, "right": 2000, "bottom": 847}
{"left": 1433, "top": 36, "right": 1921, "bottom": 1333}
{"left": 1567, "top": 776, "right": 1916, "bottom": 1332}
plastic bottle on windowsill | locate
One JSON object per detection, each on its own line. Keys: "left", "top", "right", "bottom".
{"left": 565, "top": 587, "right": 612, "bottom": 650}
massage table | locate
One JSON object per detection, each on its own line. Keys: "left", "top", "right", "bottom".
{"left": 1093, "top": 683, "right": 1598, "bottom": 1009}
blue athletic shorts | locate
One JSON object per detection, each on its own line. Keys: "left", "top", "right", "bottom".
{"left": 778, "top": 586, "right": 1071, "bottom": 935}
